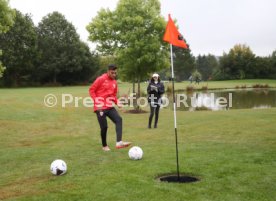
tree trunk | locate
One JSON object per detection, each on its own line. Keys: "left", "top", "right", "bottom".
{"left": 132, "top": 80, "right": 135, "bottom": 94}
{"left": 53, "top": 71, "right": 57, "bottom": 84}
{"left": 137, "top": 77, "right": 141, "bottom": 99}
{"left": 134, "top": 77, "right": 141, "bottom": 111}
{"left": 131, "top": 79, "right": 137, "bottom": 109}
{"left": 14, "top": 73, "right": 19, "bottom": 87}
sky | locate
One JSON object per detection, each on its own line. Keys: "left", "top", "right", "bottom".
{"left": 9, "top": 0, "right": 276, "bottom": 57}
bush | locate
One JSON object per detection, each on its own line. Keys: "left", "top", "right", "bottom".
{"left": 252, "top": 84, "right": 270, "bottom": 88}
{"left": 201, "top": 86, "right": 208, "bottom": 91}
{"left": 186, "top": 85, "right": 194, "bottom": 92}
{"left": 166, "top": 85, "right": 172, "bottom": 93}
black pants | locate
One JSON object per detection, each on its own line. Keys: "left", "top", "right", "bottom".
{"left": 148, "top": 103, "right": 160, "bottom": 128}
{"left": 96, "top": 108, "right": 122, "bottom": 147}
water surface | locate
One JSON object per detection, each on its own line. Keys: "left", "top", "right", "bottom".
{"left": 168, "top": 89, "right": 276, "bottom": 111}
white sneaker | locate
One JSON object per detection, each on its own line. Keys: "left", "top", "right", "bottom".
{"left": 116, "top": 141, "right": 132, "bottom": 149}
{"left": 102, "top": 146, "right": 111, "bottom": 151}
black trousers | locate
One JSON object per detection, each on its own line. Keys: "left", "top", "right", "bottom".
{"left": 148, "top": 103, "right": 160, "bottom": 128}
{"left": 96, "top": 108, "right": 122, "bottom": 147}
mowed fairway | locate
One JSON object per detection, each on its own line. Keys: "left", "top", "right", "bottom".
{"left": 0, "top": 84, "right": 276, "bottom": 201}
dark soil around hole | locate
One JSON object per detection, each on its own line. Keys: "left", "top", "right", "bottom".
{"left": 157, "top": 174, "right": 200, "bottom": 183}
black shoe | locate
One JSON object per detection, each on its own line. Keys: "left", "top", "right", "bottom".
{"left": 148, "top": 125, "right": 151, "bottom": 129}
{"left": 154, "top": 125, "right": 157, "bottom": 128}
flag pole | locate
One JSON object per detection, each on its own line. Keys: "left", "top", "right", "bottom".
{"left": 170, "top": 44, "right": 180, "bottom": 181}
{"left": 164, "top": 14, "right": 187, "bottom": 181}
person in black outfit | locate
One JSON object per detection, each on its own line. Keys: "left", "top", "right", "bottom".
{"left": 147, "top": 73, "right": 165, "bottom": 128}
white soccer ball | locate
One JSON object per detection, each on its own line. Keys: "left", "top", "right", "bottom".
{"left": 128, "top": 146, "right": 143, "bottom": 160}
{"left": 50, "top": 159, "right": 67, "bottom": 176}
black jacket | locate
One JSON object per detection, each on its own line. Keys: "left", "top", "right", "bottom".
{"left": 147, "top": 81, "right": 165, "bottom": 104}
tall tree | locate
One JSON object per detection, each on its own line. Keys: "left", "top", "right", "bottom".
{"left": 219, "top": 44, "right": 256, "bottom": 79}
{"left": 57, "top": 42, "right": 100, "bottom": 85}
{"left": 87, "top": 0, "right": 169, "bottom": 97}
{"left": 268, "top": 50, "right": 276, "bottom": 79}
{"left": 0, "top": 10, "right": 37, "bottom": 86}
{"left": 251, "top": 56, "right": 270, "bottom": 78}
{"left": 37, "top": 11, "right": 95, "bottom": 84}
{"left": 196, "top": 54, "right": 219, "bottom": 80}
{"left": 173, "top": 46, "right": 195, "bottom": 81}
{"left": 0, "top": 0, "right": 15, "bottom": 78}
{"left": 0, "top": 50, "right": 5, "bottom": 78}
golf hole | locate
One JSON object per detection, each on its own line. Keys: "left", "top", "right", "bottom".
{"left": 157, "top": 173, "right": 200, "bottom": 183}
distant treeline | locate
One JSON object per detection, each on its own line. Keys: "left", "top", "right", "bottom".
{"left": 160, "top": 45, "right": 276, "bottom": 82}
{"left": 0, "top": 10, "right": 100, "bottom": 87}
{"left": 0, "top": 10, "right": 275, "bottom": 87}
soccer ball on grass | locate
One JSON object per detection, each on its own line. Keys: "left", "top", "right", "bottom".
{"left": 128, "top": 146, "right": 143, "bottom": 160}
{"left": 50, "top": 159, "right": 67, "bottom": 176}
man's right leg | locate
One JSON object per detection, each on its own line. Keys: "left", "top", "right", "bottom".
{"left": 96, "top": 111, "right": 108, "bottom": 147}
{"left": 106, "top": 108, "right": 131, "bottom": 149}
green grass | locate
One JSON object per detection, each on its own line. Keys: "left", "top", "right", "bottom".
{"left": 0, "top": 81, "right": 276, "bottom": 201}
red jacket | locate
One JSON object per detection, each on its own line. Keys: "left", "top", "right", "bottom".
{"left": 89, "top": 73, "right": 118, "bottom": 111}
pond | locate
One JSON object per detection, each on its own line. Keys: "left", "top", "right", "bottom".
{"left": 165, "top": 89, "right": 276, "bottom": 111}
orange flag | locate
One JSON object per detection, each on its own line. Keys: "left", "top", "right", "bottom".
{"left": 163, "top": 14, "right": 188, "bottom": 48}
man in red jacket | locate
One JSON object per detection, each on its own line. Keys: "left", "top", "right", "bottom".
{"left": 89, "top": 64, "right": 131, "bottom": 151}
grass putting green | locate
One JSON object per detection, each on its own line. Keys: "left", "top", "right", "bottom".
{"left": 0, "top": 80, "right": 275, "bottom": 201}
